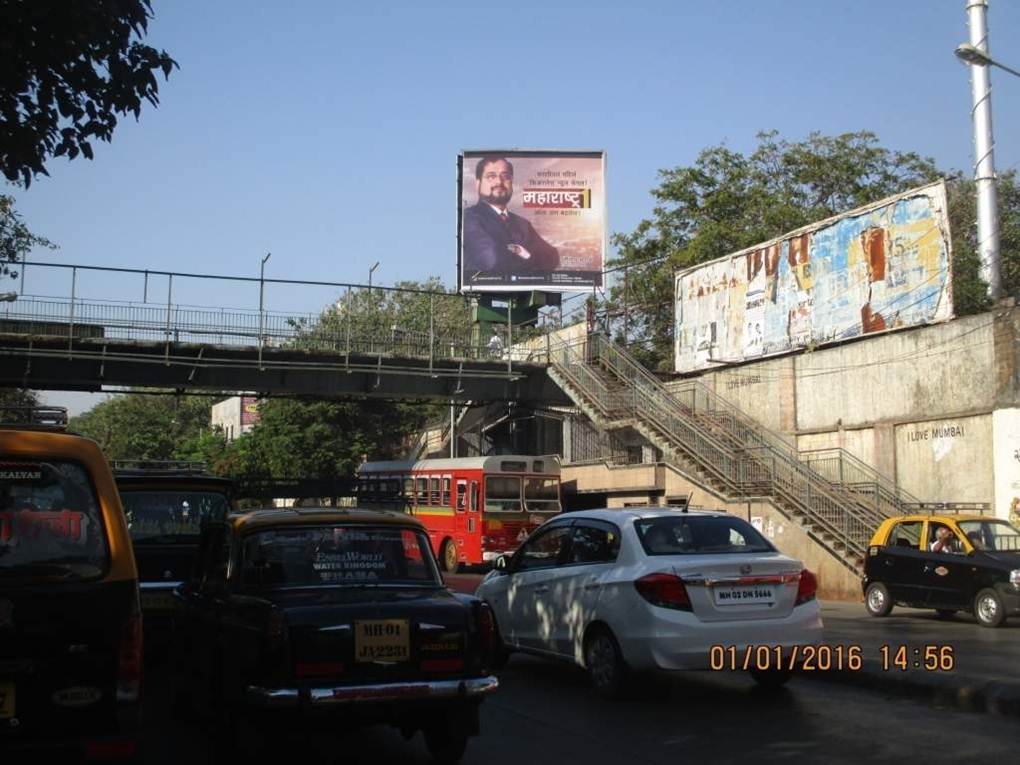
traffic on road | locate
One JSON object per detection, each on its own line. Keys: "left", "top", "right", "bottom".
{"left": 3, "top": 407, "right": 1020, "bottom": 764}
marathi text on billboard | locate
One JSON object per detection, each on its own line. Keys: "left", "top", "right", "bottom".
{"left": 674, "top": 181, "right": 954, "bottom": 373}
{"left": 458, "top": 150, "right": 606, "bottom": 292}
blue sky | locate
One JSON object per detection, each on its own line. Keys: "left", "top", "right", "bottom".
{"left": 7, "top": 0, "right": 1019, "bottom": 413}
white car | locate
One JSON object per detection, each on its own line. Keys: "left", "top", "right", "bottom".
{"left": 475, "top": 507, "right": 823, "bottom": 696}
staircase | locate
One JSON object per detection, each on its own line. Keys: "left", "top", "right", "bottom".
{"left": 547, "top": 334, "right": 921, "bottom": 573}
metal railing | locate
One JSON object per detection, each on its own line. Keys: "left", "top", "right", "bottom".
{"left": 548, "top": 333, "right": 885, "bottom": 567}
{"left": 0, "top": 261, "right": 551, "bottom": 373}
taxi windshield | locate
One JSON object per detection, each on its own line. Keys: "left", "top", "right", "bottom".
{"left": 0, "top": 458, "right": 108, "bottom": 579}
{"left": 239, "top": 525, "right": 441, "bottom": 590}
{"left": 957, "top": 520, "right": 1020, "bottom": 552}
{"left": 120, "top": 490, "right": 231, "bottom": 543}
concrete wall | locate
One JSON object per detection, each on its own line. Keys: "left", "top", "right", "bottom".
{"left": 894, "top": 413, "right": 993, "bottom": 503}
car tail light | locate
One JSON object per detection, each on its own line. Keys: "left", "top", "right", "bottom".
{"left": 634, "top": 573, "right": 692, "bottom": 611}
{"left": 796, "top": 569, "right": 818, "bottom": 606}
{"left": 477, "top": 602, "right": 496, "bottom": 659}
{"left": 117, "top": 614, "right": 143, "bottom": 703}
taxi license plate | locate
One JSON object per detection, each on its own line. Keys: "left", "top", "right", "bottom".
{"left": 141, "top": 591, "right": 178, "bottom": 612}
{"left": 355, "top": 619, "right": 410, "bottom": 663}
{"left": 0, "top": 681, "right": 14, "bottom": 719}
{"left": 714, "top": 585, "right": 775, "bottom": 606}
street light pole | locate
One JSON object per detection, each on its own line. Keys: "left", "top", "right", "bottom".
{"left": 368, "top": 261, "right": 380, "bottom": 294}
{"left": 958, "top": 0, "right": 1002, "bottom": 299}
{"left": 258, "top": 252, "right": 271, "bottom": 347}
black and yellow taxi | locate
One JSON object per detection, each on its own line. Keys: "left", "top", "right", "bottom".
{"left": 863, "top": 513, "right": 1020, "bottom": 627}
{"left": 112, "top": 460, "right": 234, "bottom": 645}
{"left": 0, "top": 407, "right": 142, "bottom": 761}
{"left": 171, "top": 507, "right": 498, "bottom": 764}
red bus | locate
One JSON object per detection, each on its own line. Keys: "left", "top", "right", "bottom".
{"left": 356, "top": 455, "right": 562, "bottom": 571}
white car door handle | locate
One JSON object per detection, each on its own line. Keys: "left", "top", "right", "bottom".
{"left": 533, "top": 586, "right": 549, "bottom": 595}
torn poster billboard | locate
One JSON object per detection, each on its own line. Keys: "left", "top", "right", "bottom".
{"left": 674, "top": 180, "right": 953, "bottom": 373}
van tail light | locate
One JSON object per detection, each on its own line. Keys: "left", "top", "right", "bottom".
{"left": 796, "top": 569, "right": 818, "bottom": 606}
{"left": 117, "top": 614, "right": 143, "bottom": 703}
{"left": 634, "top": 573, "right": 692, "bottom": 611}
{"left": 267, "top": 608, "right": 286, "bottom": 650}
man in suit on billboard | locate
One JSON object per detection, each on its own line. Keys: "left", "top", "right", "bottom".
{"left": 462, "top": 157, "right": 560, "bottom": 277}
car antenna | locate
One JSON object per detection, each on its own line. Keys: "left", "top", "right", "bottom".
{"left": 682, "top": 491, "right": 693, "bottom": 513}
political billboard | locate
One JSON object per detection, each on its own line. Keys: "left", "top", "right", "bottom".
{"left": 458, "top": 150, "right": 606, "bottom": 292}
{"left": 674, "top": 181, "right": 954, "bottom": 373}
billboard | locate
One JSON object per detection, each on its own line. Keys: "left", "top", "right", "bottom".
{"left": 458, "top": 150, "right": 606, "bottom": 292}
{"left": 240, "top": 396, "right": 261, "bottom": 427}
{"left": 674, "top": 181, "right": 954, "bottom": 373}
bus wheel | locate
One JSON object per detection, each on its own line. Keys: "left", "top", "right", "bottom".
{"left": 440, "top": 539, "right": 459, "bottom": 573}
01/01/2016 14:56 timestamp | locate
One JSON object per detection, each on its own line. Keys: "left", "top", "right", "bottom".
{"left": 709, "top": 644, "right": 956, "bottom": 673}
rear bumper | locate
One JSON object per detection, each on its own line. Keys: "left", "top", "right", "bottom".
{"left": 243, "top": 675, "right": 499, "bottom": 707}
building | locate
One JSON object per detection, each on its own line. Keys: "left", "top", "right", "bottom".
{"left": 211, "top": 395, "right": 261, "bottom": 442}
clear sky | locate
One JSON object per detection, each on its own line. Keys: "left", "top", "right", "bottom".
{"left": 7, "top": 0, "right": 1020, "bottom": 413}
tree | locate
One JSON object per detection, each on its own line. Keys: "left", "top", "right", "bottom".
{"left": 606, "top": 130, "right": 994, "bottom": 370}
{"left": 0, "top": 0, "right": 177, "bottom": 186}
{"left": 0, "top": 387, "right": 38, "bottom": 408}
{"left": 229, "top": 398, "right": 424, "bottom": 480}
{"left": 69, "top": 391, "right": 212, "bottom": 461}
{"left": 1, "top": 194, "right": 55, "bottom": 279}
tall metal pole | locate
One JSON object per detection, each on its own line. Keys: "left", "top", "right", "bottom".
{"left": 964, "top": 0, "right": 1002, "bottom": 299}
{"left": 259, "top": 252, "right": 271, "bottom": 344}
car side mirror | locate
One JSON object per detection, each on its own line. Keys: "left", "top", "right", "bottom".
{"left": 495, "top": 555, "right": 509, "bottom": 573}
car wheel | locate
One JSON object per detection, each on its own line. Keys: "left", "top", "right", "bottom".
{"left": 935, "top": 609, "right": 957, "bottom": 620}
{"left": 584, "top": 626, "right": 629, "bottom": 699}
{"left": 440, "top": 539, "right": 459, "bottom": 573}
{"left": 973, "top": 588, "right": 1007, "bottom": 628}
{"left": 864, "top": 583, "right": 893, "bottom": 617}
{"left": 423, "top": 717, "right": 470, "bottom": 764}
{"left": 749, "top": 666, "right": 793, "bottom": 689}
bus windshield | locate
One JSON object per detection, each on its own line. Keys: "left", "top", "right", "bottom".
{"left": 485, "top": 476, "right": 521, "bottom": 513}
{"left": 524, "top": 477, "right": 561, "bottom": 513}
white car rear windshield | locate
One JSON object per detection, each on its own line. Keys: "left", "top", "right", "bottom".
{"left": 0, "top": 458, "right": 108, "bottom": 579}
{"left": 635, "top": 515, "right": 774, "bottom": 555}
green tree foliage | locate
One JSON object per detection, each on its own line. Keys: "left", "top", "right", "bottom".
{"left": 0, "top": 387, "right": 38, "bottom": 408}
{"left": 69, "top": 392, "right": 213, "bottom": 461}
{"left": 228, "top": 399, "right": 424, "bottom": 479}
{"left": 609, "top": 130, "right": 948, "bottom": 370}
{"left": 0, "top": 0, "right": 177, "bottom": 186}
{"left": 1, "top": 194, "right": 55, "bottom": 279}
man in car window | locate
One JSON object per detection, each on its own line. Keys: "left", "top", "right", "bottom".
{"left": 930, "top": 526, "right": 959, "bottom": 553}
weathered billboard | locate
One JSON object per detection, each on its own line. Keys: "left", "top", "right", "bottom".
{"left": 674, "top": 181, "right": 953, "bottom": 373}
{"left": 458, "top": 150, "right": 606, "bottom": 292}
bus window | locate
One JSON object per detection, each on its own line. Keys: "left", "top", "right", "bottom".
{"left": 442, "top": 477, "right": 451, "bottom": 507}
{"left": 416, "top": 477, "right": 428, "bottom": 505}
{"left": 500, "top": 460, "right": 527, "bottom": 472}
{"left": 456, "top": 481, "right": 467, "bottom": 512}
{"left": 485, "top": 476, "right": 521, "bottom": 513}
{"left": 525, "top": 477, "right": 561, "bottom": 513}
{"left": 403, "top": 476, "right": 414, "bottom": 503}
{"left": 430, "top": 477, "right": 440, "bottom": 505}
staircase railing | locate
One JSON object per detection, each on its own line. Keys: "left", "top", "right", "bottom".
{"left": 549, "top": 334, "right": 882, "bottom": 563}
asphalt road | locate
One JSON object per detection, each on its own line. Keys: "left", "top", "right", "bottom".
{"left": 142, "top": 576, "right": 1019, "bottom": 764}
{"left": 144, "top": 652, "right": 1017, "bottom": 765}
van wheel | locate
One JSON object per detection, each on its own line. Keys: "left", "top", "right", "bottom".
{"left": 584, "top": 626, "right": 629, "bottom": 699}
{"left": 974, "top": 588, "right": 1006, "bottom": 628}
{"left": 440, "top": 539, "right": 459, "bottom": 573}
{"left": 864, "top": 583, "right": 893, "bottom": 617}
